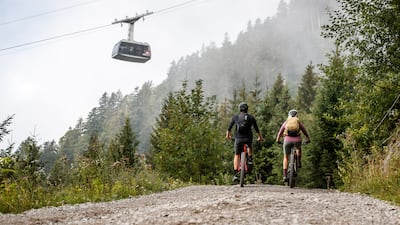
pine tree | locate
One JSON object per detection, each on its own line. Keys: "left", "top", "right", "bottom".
{"left": 48, "top": 155, "right": 70, "bottom": 186}
{"left": 0, "top": 115, "right": 13, "bottom": 143}
{"left": 15, "top": 136, "right": 44, "bottom": 192}
{"left": 108, "top": 117, "right": 138, "bottom": 167}
{"left": 296, "top": 62, "right": 319, "bottom": 113}
{"left": 83, "top": 134, "right": 102, "bottom": 161}
{"left": 151, "top": 80, "right": 228, "bottom": 183}
{"left": 39, "top": 140, "right": 58, "bottom": 175}
{"left": 0, "top": 116, "right": 15, "bottom": 182}
{"left": 0, "top": 115, "right": 15, "bottom": 183}
{"left": 308, "top": 49, "right": 356, "bottom": 188}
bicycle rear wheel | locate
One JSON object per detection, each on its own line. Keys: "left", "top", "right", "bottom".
{"left": 288, "top": 149, "right": 295, "bottom": 188}
{"left": 240, "top": 151, "right": 246, "bottom": 187}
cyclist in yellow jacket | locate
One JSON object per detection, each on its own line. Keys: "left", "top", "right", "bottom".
{"left": 276, "top": 109, "right": 310, "bottom": 183}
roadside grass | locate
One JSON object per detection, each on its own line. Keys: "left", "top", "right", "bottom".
{"left": 0, "top": 168, "right": 187, "bottom": 214}
{"left": 341, "top": 148, "right": 400, "bottom": 207}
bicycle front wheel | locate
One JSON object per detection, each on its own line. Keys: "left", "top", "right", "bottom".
{"left": 240, "top": 151, "right": 246, "bottom": 187}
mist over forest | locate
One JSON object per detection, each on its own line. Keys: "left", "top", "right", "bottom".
{"left": 57, "top": 0, "right": 337, "bottom": 161}
{"left": 160, "top": 0, "right": 335, "bottom": 98}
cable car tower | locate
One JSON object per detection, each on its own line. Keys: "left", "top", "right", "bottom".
{"left": 112, "top": 11, "right": 153, "bottom": 63}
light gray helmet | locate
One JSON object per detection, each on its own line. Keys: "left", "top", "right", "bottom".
{"left": 288, "top": 109, "right": 298, "bottom": 117}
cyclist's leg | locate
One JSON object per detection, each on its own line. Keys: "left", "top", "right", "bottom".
{"left": 232, "top": 139, "right": 244, "bottom": 183}
{"left": 282, "top": 141, "right": 292, "bottom": 180}
{"left": 233, "top": 139, "right": 242, "bottom": 171}
{"left": 246, "top": 140, "right": 253, "bottom": 164}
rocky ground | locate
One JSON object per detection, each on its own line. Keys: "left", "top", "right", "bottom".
{"left": 1, "top": 184, "right": 399, "bottom": 225}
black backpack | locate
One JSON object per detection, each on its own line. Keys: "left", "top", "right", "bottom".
{"left": 237, "top": 113, "right": 251, "bottom": 133}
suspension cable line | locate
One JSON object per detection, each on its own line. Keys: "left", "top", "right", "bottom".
{"left": 0, "top": 24, "right": 113, "bottom": 52}
{"left": 0, "top": 0, "right": 209, "bottom": 54}
{"left": 149, "top": 0, "right": 208, "bottom": 17}
{"left": 0, "top": 0, "right": 104, "bottom": 26}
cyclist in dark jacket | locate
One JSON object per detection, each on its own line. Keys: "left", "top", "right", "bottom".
{"left": 226, "top": 102, "right": 263, "bottom": 183}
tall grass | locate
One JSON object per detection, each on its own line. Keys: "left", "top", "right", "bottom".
{"left": 339, "top": 134, "right": 400, "bottom": 206}
{"left": 0, "top": 166, "right": 186, "bottom": 214}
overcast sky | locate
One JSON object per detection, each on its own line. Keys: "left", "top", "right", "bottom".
{"left": 0, "top": 0, "right": 285, "bottom": 149}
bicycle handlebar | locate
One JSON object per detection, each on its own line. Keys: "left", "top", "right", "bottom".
{"left": 276, "top": 141, "right": 310, "bottom": 145}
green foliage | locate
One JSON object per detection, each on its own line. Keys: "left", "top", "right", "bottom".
{"left": 58, "top": 121, "right": 87, "bottom": 166}
{"left": 0, "top": 111, "right": 188, "bottom": 213}
{"left": 14, "top": 137, "right": 44, "bottom": 190}
{"left": 319, "top": 0, "right": 400, "bottom": 202}
{"left": 306, "top": 50, "right": 357, "bottom": 188}
{"left": 40, "top": 140, "right": 58, "bottom": 175}
{"left": 48, "top": 156, "right": 71, "bottom": 186}
{"left": 323, "top": 0, "right": 400, "bottom": 74}
{"left": 152, "top": 80, "right": 229, "bottom": 183}
{"left": 0, "top": 116, "right": 15, "bottom": 182}
{"left": 0, "top": 156, "right": 15, "bottom": 182}
{"left": 0, "top": 115, "right": 15, "bottom": 160}
{"left": 84, "top": 134, "right": 103, "bottom": 160}
{"left": 338, "top": 128, "right": 400, "bottom": 205}
{"left": 0, "top": 115, "right": 14, "bottom": 143}
{"left": 347, "top": 72, "right": 400, "bottom": 147}
{"left": 107, "top": 117, "right": 139, "bottom": 167}
{"left": 0, "top": 164, "right": 185, "bottom": 213}
{"left": 296, "top": 62, "right": 319, "bottom": 113}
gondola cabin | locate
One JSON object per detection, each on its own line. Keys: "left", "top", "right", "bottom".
{"left": 112, "top": 40, "right": 151, "bottom": 63}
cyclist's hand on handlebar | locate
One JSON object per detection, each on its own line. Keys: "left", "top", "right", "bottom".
{"left": 257, "top": 135, "right": 263, "bottom": 142}
{"left": 225, "top": 131, "right": 232, "bottom": 140}
{"left": 276, "top": 141, "right": 282, "bottom": 145}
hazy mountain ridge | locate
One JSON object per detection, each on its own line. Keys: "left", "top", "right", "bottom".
{"left": 159, "top": 0, "right": 336, "bottom": 99}
{"left": 60, "top": 0, "right": 336, "bottom": 155}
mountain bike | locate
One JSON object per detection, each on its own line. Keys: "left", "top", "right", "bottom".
{"left": 239, "top": 144, "right": 253, "bottom": 187}
{"left": 286, "top": 141, "right": 308, "bottom": 188}
{"left": 287, "top": 143, "right": 299, "bottom": 188}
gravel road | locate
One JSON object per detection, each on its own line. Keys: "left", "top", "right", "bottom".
{"left": 1, "top": 185, "right": 399, "bottom": 225}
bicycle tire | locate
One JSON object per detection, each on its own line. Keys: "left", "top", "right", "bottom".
{"left": 288, "top": 147, "right": 295, "bottom": 188}
{"left": 240, "top": 151, "right": 246, "bottom": 187}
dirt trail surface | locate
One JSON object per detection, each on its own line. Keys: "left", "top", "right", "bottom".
{"left": 1, "top": 185, "right": 399, "bottom": 225}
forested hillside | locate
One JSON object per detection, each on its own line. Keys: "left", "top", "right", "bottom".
{"left": 159, "top": 0, "right": 335, "bottom": 99}
{"left": 1, "top": 0, "right": 400, "bottom": 214}
{"left": 59, "top": 0, "right": 336, "bottom": 155}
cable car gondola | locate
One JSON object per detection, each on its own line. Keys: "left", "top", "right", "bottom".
{"left": 112, "top": 12, "right": 153, "bottom": 63}
{"left": 112, "top": 40, "right": 151, "bottom": 63}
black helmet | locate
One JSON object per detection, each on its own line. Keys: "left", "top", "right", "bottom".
{"left": 238, "top": 102, "right": 248, "bottom": 112}
{"left": 288, "top": 109, "right": 298, "bottom": 117}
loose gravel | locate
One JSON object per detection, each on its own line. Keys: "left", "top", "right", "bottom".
{"left": 1, "top": 185, "right": 399, "bottom": 225}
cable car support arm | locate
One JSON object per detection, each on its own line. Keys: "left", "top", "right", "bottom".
{"left": 112, "top": 11, "right": 153, "bottom": 41}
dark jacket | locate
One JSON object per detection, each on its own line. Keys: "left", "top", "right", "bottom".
{"left": 227, "top": 112, "right": 260, "bottom": 139}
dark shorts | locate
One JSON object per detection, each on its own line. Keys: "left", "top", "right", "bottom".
{"left": 283, "top": 141, "right": 302, "bottom": 155}
{"left": 234, "top": 137, "right": 252, "bottom": 155}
